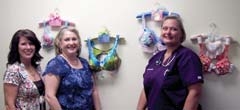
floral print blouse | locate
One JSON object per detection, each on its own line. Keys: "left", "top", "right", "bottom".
{"left": 3, "top": 62, "right": 45, "bottom": 110}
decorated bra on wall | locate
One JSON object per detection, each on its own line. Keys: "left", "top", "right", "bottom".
{"left": 136, "top": 6, "right": 180, "bottom": 54}
{"left": 38, "top": 9, "right": 75, "bottom": 49}
{"left": 137, "top": 13, "right": 164, "bottom": 54}
{"left": 86, "top": 28, "right": 125, "bottom": 78}
{"left": 87, "top": 35, "right": 121, "bottom": 72}
{"left": 191, "top": 33, "right": 234, "bottom": 75}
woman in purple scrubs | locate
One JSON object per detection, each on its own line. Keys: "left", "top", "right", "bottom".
{"left": 137, "top": 16, "right": 204, "bottom": 110}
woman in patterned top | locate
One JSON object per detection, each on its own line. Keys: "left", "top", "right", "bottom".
{"left": 43, "top": 27, "right": 101, "bottom": 110}
{"left": 3, "top": 29, "right": 45, "bottom": 110}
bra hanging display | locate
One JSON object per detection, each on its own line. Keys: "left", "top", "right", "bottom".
{"left": 87, "top": 35, "right": 121, "bottom": 72}
{"left": 190, "top": 24, "right": 235, "bottom": 75}
{"left": 136, "top": 5, "right": 180, "bottom": 54}
{"left": 86, "top": 28, "right": 125, "bottom": 79}
{"left": 38, "top": 8, "right": 75, "bottom": 49}
{"left": 138, "top": 13, "right": 164, "bottom": 54}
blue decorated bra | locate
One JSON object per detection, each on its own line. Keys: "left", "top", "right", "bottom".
{"left": 138, "top": 14, "right": 165, "bottom": 53}
{"left": 87, "top": 35, "right": 121, "bottom": 72}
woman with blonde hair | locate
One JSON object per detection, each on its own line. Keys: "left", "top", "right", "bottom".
{"left": 43, "top": 27, "right": 101, "bottom": 110}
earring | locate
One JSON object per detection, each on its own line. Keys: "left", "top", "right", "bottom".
{"left": 59, "top": 48, "right": 62, "bottom": 53}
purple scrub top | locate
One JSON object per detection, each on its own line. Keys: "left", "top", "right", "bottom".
{"left": 143, "top": 45, "right": 204, "bottom": 110}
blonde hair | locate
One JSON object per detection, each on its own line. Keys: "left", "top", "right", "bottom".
{"left": 54, "top": 26, "right": 81, "bottom": 56}
{"left": 161, "top": 16, "right": 186, "bottom": 43}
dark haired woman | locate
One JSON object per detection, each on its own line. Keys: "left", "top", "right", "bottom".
{"left": 3, "top": 29, "right": 45, "bottom": 110}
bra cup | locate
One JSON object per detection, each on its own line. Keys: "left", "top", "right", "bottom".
{"left": 89, "top": 53, "right": 121, "bottom": 72}
{"left": 199, "top": 54, "right": 211, "bottom": 72}
{"left": 139, "top": 28, "right": 157, "bottom": 47}
{"left": 139, "top": 28, "right": 165, "bottom": 53}
{"left": 43, "top": 33, "right": 53, "bottom": 46}
{"left": 113, "top": 54, "right": 121, "bottom": 70}
{"left": 89, "top": 60, "right": 101, "bottom": 72}
{"left": 102, "top": 54, "right": 121, "bottom": 71}
{"left": 215, "top": 57, "right": 230, "bottom": 75}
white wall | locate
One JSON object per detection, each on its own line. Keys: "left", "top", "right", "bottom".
{"left": 0, "top": 0, "right": 240, "bottom": 110}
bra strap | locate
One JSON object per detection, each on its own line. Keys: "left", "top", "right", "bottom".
{"left": 100, "top": 35, "right": 120, "bottom": 66}
{"left": 141, "top": 13, "right": 147, "bottom": 30}
{"left": 42, "top": 22, "right": 54, "bottom": 47}
{"left": 87, "top": 39, "right": 100, "bottom": 66}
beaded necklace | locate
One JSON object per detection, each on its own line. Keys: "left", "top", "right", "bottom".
{"left": 155, "top": 54, "right": 176, "bottom": 67}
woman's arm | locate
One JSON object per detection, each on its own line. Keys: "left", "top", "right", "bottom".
{"left": 137, "top": 89, "right": 147, "bottom": 110}
{"left": 44, "top": 73, "right": 62, "bottom": 110}
{"left": 4, "top": 83, "right": 18, "bottom": 110}
{"left": 183, "top": 83, "right": 202, "bottom": 110}
{"left": 92, "top": 75, "right": 101, "bottom": 110}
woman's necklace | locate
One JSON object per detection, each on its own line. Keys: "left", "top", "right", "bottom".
{"left": 155, "top": 54, "right": 176, "bottom": 67}
{"left": 162, "top": 55, "right": 175, "bottom": 67}
{"left": 61, "top": 54, "right": 80, "bottom": 66}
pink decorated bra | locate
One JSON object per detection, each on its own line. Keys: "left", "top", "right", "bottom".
{"left": 191, "top": 34, "right": 234, "bottom": 75}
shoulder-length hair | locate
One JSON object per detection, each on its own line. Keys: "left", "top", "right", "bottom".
{"left": 7, "top": 29, "right": 43, "bottom": 68}
{"left": 54, "top": 27, "right": 81, "bottom": 56}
